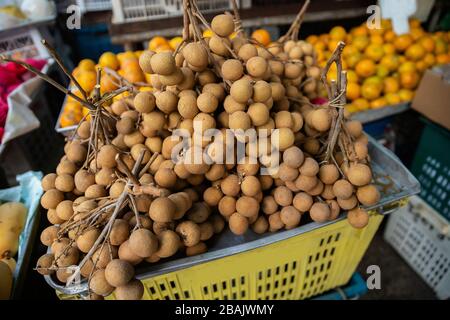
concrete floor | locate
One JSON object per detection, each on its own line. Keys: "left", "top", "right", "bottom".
{"left": 357, "top": 220, "right": 436, "bottom": 300}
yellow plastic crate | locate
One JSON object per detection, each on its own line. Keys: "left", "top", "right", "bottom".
{"left": 56, "top": 213, "right": 383, "bottom": 300}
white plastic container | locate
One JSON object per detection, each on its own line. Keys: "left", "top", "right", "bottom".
{"left": 384, "top": 195, "right": 450, "bottom": 299}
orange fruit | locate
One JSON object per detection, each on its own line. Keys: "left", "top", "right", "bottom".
{"left": 306, "top": 35, "right": 319, "bottom": 44}
{"left": 385, "top": 93, "right": 401, "bottom": 105}
{"left": 343, "top": 44, "right": 359, "bottom": 57}
{"left": 78, "top": 59, "right": 96, "bottom": 71}
{"left": 123, "top": 69, "right": 145, "bottom": 83}
{"left": 383, "top": 77, "right": 399, "bottom": 94}
{"left": 353, "top": 36, "right": 370, "bottom": 51}
{"left": 384, "top": 30, "right": 396, "bottom": 43}
{"left": 346, "top": 70, "right": 359, "bottom": 83}
{"left": 364, "top": 76, "right": 383, "bottom": 89}
{"left": 423, "top": 53, "right": 436, "bottom": 67}
{"left": 100, "top": 73, "right": 119, "bottom": 93}
{"left": 251, "top": 29, "right": 272, "bottom": 46}
{"left": 345, "top": 104, "right": 359, "bottom": 114}
{"left": 327, "top": 39, "right": 341, "bottom": 52}
{"left": 351, "top": 25, "right": 368, "bottom": 37}
{"left": 346, "top": 82, "right": 361, "bottom": 101}
{"left": 398, "top": 89, "right": 414, "bottom": 102}
{"left": 394, "top": 34, "right": 413, "bottom": 52}
{"left": 370, "top": 97, "right": 387, "bottom": 109}
{"left": 330, "top": 26, "right": 347, "bottom": 41}
{"left": 376, "top": 65, "right": 390, "bottom": 78}
{"left": 405, "top": 43, "right": 426, "bottom": 61}
{"left": 203, "top": 29, "right": 214, "bottom": 38}
{"left": 400, "top": 71, "right": 420, "bottom": 90}
{"left": 345, "top": 51, "right": 362, "bottom": 69}
{"left": 380, "top": 54, "right": 400, "bottom": 72}
{"left": 419, "top": 36, "right": 435, "bottom": 53}
{"left": 383, "top": 43, "right": 396, "bottom": 55}
{"left": 169, "top": 36, "right": 183, "bottom": 50}
{"left": 99, "top": 52, "right": 119, "bottom": 71}
{"left": 364, "top": 43, "right": 384, "bottom": 61}
{"left": 409, "top": 18, "right": 421, "bottom": 28}
{"left": 319, "top": 33, "right": 329, "bottom": 43}
{"left": 355, "top": 59, "right": 376, "bottom": 78}
{"left": 361, "top": 82, "right": 382, "bottom": 100}
{"left": 434, "top": 38, "right": 448, "bottom": 55}
{"left": 64, "top": 102, "right": 82, "bottom": 113}
{"left": 76, "top": 71, "right": 97, "bottom": 93}
{"left": 370, "top": 35, "right": 384, "bottom": 45}
{"left": 416, "top": 60, "right": 428, "bottom": 72}
{"left": 314, "top": 41, "right": 326, "bottom": 53}
{"left": 436, "top": 54, "right": 450, "bottom": 65}
{"left": 155, "top": 44, "right": 172, "bottom": 53}
{"left": 229, "top": 32, "right": 237, "bottom": 40}
{"left": 381, "top": 19, "right": 392, "bottom": 30}
{"left": 410, "top": 27, "right": 425, "bottom": 40}
{"left": 148, "top": 36, "right": 168, "bottom": 50}
{"left": 353, "top": 98, "right": 370, "bottom": 111}
{"left": 399, "top": 61, "right": 416, "bottom": 73}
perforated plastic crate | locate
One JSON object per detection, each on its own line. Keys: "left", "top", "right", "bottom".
{"left": 411, "top": 120, "right": 450, "bottom": 221}
{"left": 46, "top": 137, "right": 420, "bottom": 300}
{"left": 77, "top": 0, "right": 112, "bottom": 12}
{"left": 384, "top": 195, "right": 450, "bottom": 299}
{"left": 0, "top": 28, "right": 49, "bottom": 60}
{"left": 112, "top": 0, "right": 251, "bottom": 24}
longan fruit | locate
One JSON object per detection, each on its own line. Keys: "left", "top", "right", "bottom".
{"left": 56, "top": 159, "right": 77, "bottom": 176}
{"left": 66, "top": 141, "right": 87, "bottom": 163}
{"left": 299, "top": 157, "right": 319, "bottom": 176}
{"left": 205, "top": 164, "right": 225, "bottom": 181}
{"left": 268, "top": 212, "right": 284, "bottom": 232}
{"left": 229, "top": 213, "right": 249, "bottom": 235}
{"left": 224, "top": 95, "right": 245, "bottom": 113}
{"left": 186, "top": 174, "right": 205, "bottom": 186}
{"left": 76, "top": 228, "right": 100, "bottom": 253}
{"left": 42, "top": 173, "right": 57, "bottom": 191}
{"left": 97, "top": 145, "right": 118, "bottom": 169}
{"left": 199, "top": 222, "right": 214, "bottom": 241}
{"left": 326, "top": 200, "right": 340, "bottom": 220}
{"left": 133, "top": 92, "right": 155, "bottom": 114}
{"left": 41, "top": 189, "right": 64, "bottom": 210}
{"left": 275, "top": 128, "right": 295, "bottom": 151}
{"left": 346, "top": 120, "right": 363, "bottom": 138}
{"left": 85, "top": 184, "right": 106, "bottom": 198}
{"left": 356, "top": 185, "right": 380, "bottom": 206}
{"left": 310, "top": 202, "right": 331, "bottom": 223}
{"left": 104, "top": 259, "right": 135, "bottom": 288}
{"left": 321, "top": 184, "right": 336, "bottom": 200}
{"left": 311, "top": 109, "right": 331, "bottom": 132}
{"left": 149, "top": 197, "right": 176, "bottom": 223}
{"left": 247, "top": 102, "right": 269, "bottom": 126}
{"left": 154, "top": 168, "right": 177, "bottom": 188}
{"left": 246, "top": 56, "right": 268, "bottom": 78}
{"left": 111, "top": 100, "right": 129, "bottom": 116}
{"left": 230, "top": 78, "right": 253, "bottom": 104}
{"left": 209, "top": 35, "right": 230, "bottom": 56}
{"left": 238, "top": 43, "right": 257, "bottom": 62}
{"left": 114, "top": 279, "right": 144, "bottom": 300}
{"left": 262, "top": 196, "right": 278, "bottom": 215}
{"left": 237, "top": 158, "right": 260, "bottom": 176}
{"left": 337, "top": 195, "right": 358, "bottom": 210}
{"left": 347, "top": 207, "right": 369, "bottom": 228}
{"left": 40, "top": 225, "right": 59, "bottom": 246}
{"left": 294, "top": 175, "right": 318, "bottom": 192}
{"left": 293, "top": 192, "right": 313, "bottom": 212}
{"left": 211, "top": 14, "right": 234, "bottom": 37}
{"left": 235, "top": 196, "right": 260, "bottom": 218}
{"left": 47, "top": 209, "right": 64, "bottom": 224}
{"left": 128, "top": 229, "right": 158, "bottom": 258}
{"left": 55, "top": 246, "right": 79, "bottom": 267}
{"left": 142, "top": 111, "right": 166, "bottom": 131}
{"left": 284, "top": 62, "right": 302, "bottom": 79}
{"left": 203, "top": 187, "right": 223, "bottom": 207}
{"left": 302, "top": 138, "right": 320, "bottom": 155}
{"left": 209, "top": 214, "right": 225, "bottom": 234}
{"left": 252, "top": 216, "right": 269, "bottom": 234}
{"left": 138, "top": 50, "right": 154, "bottom": 74}
{"left": 153, "top": 221, "right": 175, "bottom": 236}
{"left": 280, "top": 206, "right": 301, "bottom": 229}
{"left": 197, "top": 92, "right": 218, "bottom": 113}
{"left": 221, "top": 59, "right": 244, "bottom": 81}
{"left": 218, "top": 196, "right": 236, "bottom": 218}
{"left": 278, "top": 163, "right": 299, "bottom": 182}
{"left": 155, "top": 230, "right": 180, "bottom": 258}
{"left": 240, "top": 176, "right": 261, "bottom": 197}
{"left": 186, "top": 242, "right": 207, "bottom": 256}
{"left": 73, "top": 170, "right": 95, "bottom": 194}
{"left": 193, "top": 112, "right": 216, "bottom": 132}
{"left": 156, "top": 90, "right": 178, "bottom": 114}
{"left": 95, "top": 168, "right": 115, "bottom": 187}
{"left": 89, "top": 269, "right": 114, "bottom": 296}
{"left": 274, "top": 111, "right": 292, "bottom": 129}
{"left": 309, "top": 180, "right": 324, "bottom": 196}
{"left": 92, "top": 245, "right": 118, "bottom": 269}
{"left": 220, "top": 174, "right": 240, "bottom": 197}
{"left": 283, "top": 146, "right": 304, "bottom": 169}
{"left": 109, "top": 219, "right": 130, "bottom": 246}
{"left": 54, "top": 200, "right": 73, "bottom": 221}
{"left": 36, "top": 253, "right": 54, "bottom": 275}
{"left": 150, "top": 52, "right": 176, "bottom": 75}
{"left": 203, "top": 83, "right": 225, "bottom": 101}
{"left": 110, "top": 181, "right": 125, "bottom": 198}
{"left": 319, "top": 164, "right": 340, "bottom": 185}
{"left": 352, "top": 141, "right": 369, "bottom": 161}
{"left": 186, "top": 202, "right": 211, "bottom": 223}
{"left": 273, "top": 186, "right": 293, "bottom": 206}
{"left": 168, "top": 192, "right": 191, "bottom": 220}
{"left": 347, "top": 163, "right": 372, "bottom": 187}
{"left": 176, "top": 221, "right": 201, "bottom": 247}
{"left": 333, "top": 179, "right": 354, "bottom": 200}
{"left": 252, "top": 80, "right": 271, "bottom": 102}
{"left": 118, "top": 240, "right": 143, "bottom": 266}
{"left": 177, "top": 94, "right": 199, "bottom": 119}
{"left": 159, "top": 68, "right": 184, "bottom": 86}
{"left": 183, "top": 42, "right": 208, "bottom": 69}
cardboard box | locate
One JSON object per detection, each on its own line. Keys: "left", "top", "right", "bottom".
{"left": 412, "top": 65, "right": 450, "bottom": 131}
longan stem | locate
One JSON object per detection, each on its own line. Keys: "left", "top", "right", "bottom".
{"left": 278, "top": 0, "right": 310, "bottom": 42}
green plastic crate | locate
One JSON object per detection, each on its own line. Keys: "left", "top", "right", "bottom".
{"left": 411, "top": 120, "right": 450, "bottom": 221}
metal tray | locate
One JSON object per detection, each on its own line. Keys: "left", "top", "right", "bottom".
{"left": 45, "top": 136, "right": 420, "bottom": 295}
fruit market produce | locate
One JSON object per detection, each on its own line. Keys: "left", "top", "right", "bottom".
{"left": 4, "top": 0, "right": 380, "bottom": 300}
{"left": 0, "top": 59, "right": 47, "bottom": 142}
{"left": 306, "top": 19, "right": 450, "bottom": 113}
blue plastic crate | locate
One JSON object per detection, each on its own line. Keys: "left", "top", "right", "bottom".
{"left": 312, "top": 273, "right": 368, "bottom": 300}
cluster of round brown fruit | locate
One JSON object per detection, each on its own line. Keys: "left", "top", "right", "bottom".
{"left": 35, "top": 2, "right": 379, "bottom": 300}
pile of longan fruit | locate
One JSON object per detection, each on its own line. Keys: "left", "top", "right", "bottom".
{"left": 35, "top": 7, "right": 379, "bottom": 300}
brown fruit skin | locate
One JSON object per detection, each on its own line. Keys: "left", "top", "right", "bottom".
{"left": 252, "top": 216, "right": 269, "bottom": 234}
{"left": 333, "top": 179, "right": 354, "bottom": 200}
{"left": 156, "top": 230, "right": 180, "bottom": 258}
{"left": 66, "top": 141, "right": 87, "bottom": 163}
{"left": 218, "top": 196, "right": 236, "bottom": 218}
{"left": 149, "top": 197, "right": 176, "bottom": 223}
{"left": 229, "top": 213, "right": 249, "bottom": 236}
{"left": 129, "top": 229, "right": 158, "bottom": 258}
{"left": 220, "top": 174, "right": 240, "bottom": 197}
{"left": 278, "top": 163, "right": 299, "bottom": 182}
{"left": 186, "top": 202, "right": 211, "bottom": 223}
{"left": 268, "top": 212, "right": 284, "bottom": 232}
{"left": 114, "top": 279, "right": 144, "bottom": 300}
{"left": 176, "top": 221, "right": 201, "bottom": 247}
{"left": 236, "top": 196, "right": 260, "bottom": 218}
{"left": 139, "top": 50, "right": 154, "bottom": 74}
{"left": 36, "top": 254, "right": 54, "bottom": 275}
{"left": 230, "top": 78, "right": 253, "bottom": 104}
{"left": 294, "top": 175, "right": 318, "bottom": 192}
{"left": 262, "top": 196, "right": 278, "bottom": 215}
{"left": 90, "top": 269, "right": 114, "bottom": 296}
{"left": 347, "top": 163, "right": 372, "bottom": 187}
{"left": 326, "top": 200, "right": 341, "bottom": 221}
{"left": 92, "top": 245, "right": 118, "bottom": 269}
{"left": 105, "top": 259, "right": 135, "bottom": 287}
{"left": 76, "top": 228, "right": 100, "bottom": 253}
{"left": 246, "top": 56, "right": 268, "bottom": 78}
{"left": 203, "top": 187, "right": 223, "bottom": 207}
{"left": 321, "top": 184, "right": 336, "bottom": 200}
{"left": 310, "top": 203, "right": 331, "bottom": 223}
{"left": 283, "top": 147, "right": 304, "bottom": 168}
{"left": 273, "top": 186, "right": 293, "bottom": 207}
{"left": 241, "top": 176, "right": 261, "bottom": 197}
{"left": 337, "top": 195, "right": 358, "bottom": 210}
{"left": 97, "top": 145, "right": 118, "bottom": 168}
{"left": 40, "top": 225, "right": 59, "bottom": 246}
{"left": 356, "top": 185, "right": 380, "bottom": 206}
{"left": 211, "top": 14, "right": 234, "bottom": 37}
{"left": 109, "top": 219, "right": 130, "bottom": 246}
{"left": 186, "top": 242, "right": 208, "bottom": 257}
{"left": 299, "top": 158, "right": 319, "bottom": 176}
{"left": 293, "top": 192, "right": 313, "bottom": 212}
{"left": 118, "top": 240, "right": 143, "bottom": 266}
{"left": 74, "top": 170, "right": 95, "bottom": 193}
{"left": 347, "top": 208, "right": 369, "bottom": 229}
{"left": 346, "top": 121, "right": 363, "bottom": 138}
{"left": 150, "top": 52, "right": 176, "bottom": 75}
{"left": 210, "top": 215, "right": 225, "bottom": 234}
{"left": 319, "top": 164, "right": 340, "bottom": 185}
{"left": 199, "top": 222, "right": 214, "bottom": 241}
{"left": 42, "top": 173, "right": 57, "bottom": 191}
{"left": 280, "top": 206, "right": 301, "bottom": 229}
{"left": 222, "top": 59, "right": 243, "bottom": 81}
{"left": 134, "top": 91, "right": 156, "bottom": 113}
{"left": 41, "top": 189, "right": 64, "bottom": 210}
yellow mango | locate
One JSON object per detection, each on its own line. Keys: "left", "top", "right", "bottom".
{"left": 0, "top": 202, "right": 27, "bottom": 236}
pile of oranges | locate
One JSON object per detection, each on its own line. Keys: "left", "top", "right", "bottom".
{"left": 60, "top": 51, "right": 151, "bottom": 128}
{"left": 306, "top": 19, "right": 450, "bottom": 113}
